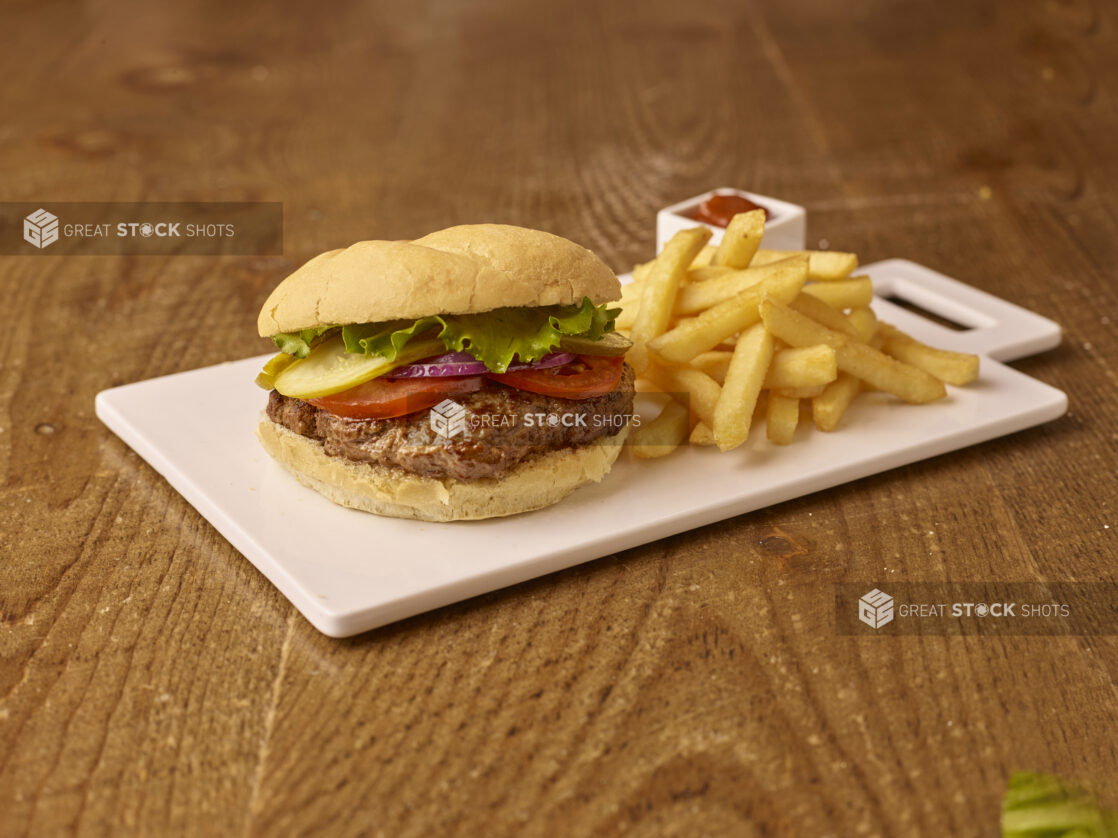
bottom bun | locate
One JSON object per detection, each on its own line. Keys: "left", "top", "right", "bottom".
{"left": 256, "top": 418, "right": 629, "bottom": 522}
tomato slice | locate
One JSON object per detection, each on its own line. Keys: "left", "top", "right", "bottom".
{"left": 486, "top": 355, "right": 623, "bottom": 399}
{"left": 309, "top": 375, "right": 483, "bottom": 419}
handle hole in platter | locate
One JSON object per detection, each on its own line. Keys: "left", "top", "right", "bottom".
{"left": 883, "top": 295, "right": 971, "bottom": 331}
{"left": 881, "top": 278, "right": 998, "bottom": 332}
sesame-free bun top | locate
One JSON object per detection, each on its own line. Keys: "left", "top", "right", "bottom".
{"left": 257, "top": 224, "right": 620, "bottom": 337}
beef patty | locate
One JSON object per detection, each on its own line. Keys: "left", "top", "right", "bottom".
{"left": 266, "top": 364, "right": 635, "bottom": 482}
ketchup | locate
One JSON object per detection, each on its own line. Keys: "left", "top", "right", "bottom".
{"left": 689, "top": 194, "right": 770, "bottom": 227}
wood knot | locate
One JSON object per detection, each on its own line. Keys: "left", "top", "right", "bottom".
{"left": 757, "top": 526, "right": 810, "bottom": 559}
{"left": 760, "top": 535, "right": 792, "bottom": 554}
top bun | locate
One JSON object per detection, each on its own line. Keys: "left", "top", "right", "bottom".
{"left": 257, "top": 224, "right": 619, "bottom": 337}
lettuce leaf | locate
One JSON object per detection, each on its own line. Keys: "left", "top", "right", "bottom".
{"left": 341, "top": 317, "right": 443, "bottom": 361}
{"left": 440, "top": 298, "right": 618, "bottom": 373}
{"left": 332, "top": 298, "right": 618, "bottom": 373}
{"left": 271, "top": 325, "right": 335, "bottom": 359}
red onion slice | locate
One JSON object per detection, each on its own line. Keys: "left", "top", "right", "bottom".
{"left": 388, "top": 351, "right": 575, "bottom": 379}
{"left": 387, "top": 352, "right": 487, "bottom": 378}
{"left": 507, "top": 352, "right": 575, "bottom": 372}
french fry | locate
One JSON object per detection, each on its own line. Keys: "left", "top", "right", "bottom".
{"left": 812, "top": 374, "right": 861, "bottom": 431}
{"left": 628, "top": 228, "right": 711, "bottom": 374}
{"left": 751, "top": 249, "right": 858, "bottom": 281}
{"left": 692, "top": 244, "right": 717, "bottom": 269}
{"left": 790, "top": 292, "right": 861, "bottom": 339}
{"left": 760, "top": 296, "right": 843, "bottom": 348}
{"left": 846, "top": 307, "right": 878, "bottom": 343}
{"left": 635, "top": 242, "right": 713, "bottom": 280}
{"left": 858, "top": 335, "right": 883, "bottom": 389}
{"left": 775, "top": 384, "right": 826, "bottom": 399}
{"left": 631, "top": 400, "right": 691, "bottom": 459}
{"left": 763, "top": 345, "right": 838, "bottom": 390}
{"left": 760, "top": 298, "right": 946, "bottom": 404}
{"left": 626, "top": 234, "right": 977, "bottom": 459}
{"left": 802, "top": 276, "right": 874, "bottom": 309}
{"left": 649, "top": 270, "right": 806, "bottom": 363}
{"left": 712, "top": 323, "right": 773, "bottom": 451}
{"left": 712, "top": 209, "right": 765, "bottom": 268}
{"left": 688, "top": 350, "right": 733, "bottom": 384}
{"left": 878, "top": 323, "right": 980, "bottom": 386}
{"left": 689, "top": 421, "right": 717, "bottom": 446}
{"left": 676, "top": 255, "right": 808, "bottom": 315}
{"left": 766, "top": 394, "right": 799, "bottom": 445}
{"left": 838, "top": 341, "right": 947, "bottom": 404}
{"left": 688, "top": 265, "right": 734, "bottom": 282}
{"left": 644, "top": 364, "right": 722, "bottom": 428}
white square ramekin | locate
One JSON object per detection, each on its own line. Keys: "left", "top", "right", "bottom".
{"left": 656, "top": 188, "right": 807, "bottom": 254}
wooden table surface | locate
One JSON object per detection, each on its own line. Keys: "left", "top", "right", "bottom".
{"left": 2, "top": 0, "right": 1115, "bottom": 835}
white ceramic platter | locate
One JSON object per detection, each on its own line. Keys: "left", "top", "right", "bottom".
{"left": 95, "top": 259, "right": 1065, "bottom": 637}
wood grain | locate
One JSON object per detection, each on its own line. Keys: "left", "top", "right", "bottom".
{"left": 1, "top": 0, "right": 1115, "bottom": 835}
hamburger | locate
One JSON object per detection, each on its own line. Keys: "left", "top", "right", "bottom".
{"left": 254, "top": 223, "right": 635, "bottom": 522}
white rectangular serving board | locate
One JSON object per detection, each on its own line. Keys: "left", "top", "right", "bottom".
{"left": 95, "top": 260, "right": 1066, "bottom": 637}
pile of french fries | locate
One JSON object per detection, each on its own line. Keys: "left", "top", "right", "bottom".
{"left": 621, "top": 210, "right": 980, "bottom": 458}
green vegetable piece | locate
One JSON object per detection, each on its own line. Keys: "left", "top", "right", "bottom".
{"left": 273, "top": 336, "right": 444, "bottom": 399}
{"left": 439, "top": 297, "right": 619, "bottom": 373}
{"left": 331, "top": 297, "right": 620, "bottom": 374}
{"left": 271, "top": 325, "right": 336, "bottom": 359}
{"left": 1001, "top": 772, "right": 1115, "bottom": 838}
{"left": 559, "top": 331, "right": 632, "bottom": 357}
{"left": 255, "top": 352, "right": 296, "bottom": 390}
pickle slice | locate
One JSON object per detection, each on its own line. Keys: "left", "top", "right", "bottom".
{"left": 272, "top": 336, "right": 444, "bottom": 399}
{"left": 254, "top": 352, "right": 297, "bottom": 390}
{"left": 559, "top": 331, "right": 633, "bottom": 357}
